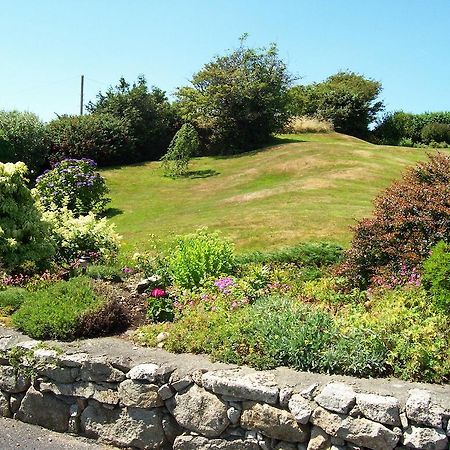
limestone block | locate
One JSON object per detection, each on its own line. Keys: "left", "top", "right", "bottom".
{"left": 166, "top": 384, "right": 230, "bottom": 438}
{"left": 241, "top": 401, "right": 309, "bottom": 442}
{"left": 315, "top": 383, "right": 356, "bottom": 414}
{"left": 202, "top": 369, "right": 279, "bottom": 405}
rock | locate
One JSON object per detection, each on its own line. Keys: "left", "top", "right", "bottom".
{"left": 274, "top": 442, "right": 298, "bottom": 450}
{"left": 241, "top": 401, "right": 308, "bottom": 442}
{"left": 15, "top": 385, "right": 70, "bottom": 432}
{"left": 172, "top": 376, "right": 193, "bottom": 392}
{"left": 288, "top": 394, "right": 313, "bottom": 424}
{"left": 33, "top": 348, "right": 58, "bottom": 363}
{"left": 310, "top": 406, "right": 345, "bottom": 436}
{"left": 301, "top": 383, "right": 319, "bottom": 400}
{"left": 315, "top": 383, "right": 356, "bottom": 414}
{"left": 58, "top": 352, "right": 89, "bottom": 368}
{"left": 81, "top": 402, "right": 166, "bottom": 449}
{"left": 202, "top": 369, "right": 279, "bottom": 405}
{"left": 406, "top": 389, "right": 445, "bottom": 429}
{"left": 9, "top": 392, "right": 24, "bottom": 413}
{"left": 307, "top": 425, "right": 331, "bottom": 450}
{"left": 402, "top": 425, "right": 448, "bottom": 450}
{"left": 336, "top": 416, "right": 399, "bottom": 450}
{"left": 80, "top": 358, "right": 125, "bottom": 383}
{"left": 0, "top": 390, "right": 11, "bottom": 417}
{"left": 162, "top": 413, "right": 182, "bottom": 444}
{"left": 158, "top": 383, "right": 175, "bottom": 400}
{"left": 118, "top": 379, "right": 164, "bottom": 408}
{"left": 279, "top": 387, "right": 294, "bottom": 408}
{"left": 39, "top": 381, "right": 119, "bottom": 405}
{"left": 0, "top": 365, "right": 30, "bottom": 393}
{"left": 227, "top": 406, "right": 241, "bottom": 424}
{"left": 173, "top": 434, "right": 260, "bottom": 450}
{"left": 356, "top": 393, "right": 400, "bottom": 426}
{"left": 136, "top": 276, "right": 161, "bottom": 293}
{"left": 127, "top": 363, "right": 173, "bottom": 383}
{"left": 38, "top": 366, "right": 79, "bottom": 384}
{"left": 166, "top": 384, "right": 230, "bottom": 438}
{"left": 191, "top": 368, "right": 207, "bottom": 387}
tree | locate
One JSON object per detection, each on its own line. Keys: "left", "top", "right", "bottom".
{"left": 161, "top": 123, "right": 200, "bottom": 177}
{"left": 288, "top": 71, "right": 384, "bottom": 137}
{"left": 87, "top": 76, "right": 178, "bottom": 162}
{"left": 175, "top": 38, "right": 293, "bottom": 154}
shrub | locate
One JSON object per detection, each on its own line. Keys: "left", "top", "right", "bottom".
{"left": 35, "top": 159, "right": 109, "bottom": 215}
{"left": 147, "top": 293, "right": 174, "bottom": 323}
{"left": 422, "top": 241, "right": 450, "bottom": 313}
{"left": 0, "top": 110, "right": 48, "bottom": 174}
{"left": 421, "top": 122, "right": 450, "bottom": 144}
{"left": 12, "top": 277, "right": 103, "bottom": 340}
{"left": 167, "top": 229, "right": 235, "bottom": 289}
{"left": 161, "top": 123, "right": 200, "bottom": 177}
{"left": 236, "top": 242, "right": 343, "bottom": 267}
{"left": 0, "top": 162, "right": 54, "bottom": 272}
{"left": 85, "top": 264, "right": 123, "bottom": 282}
{"left": 0, "top": 287, "right": 27, "bottom": 314}
{"left": 42, "top": 206, "right": 120, "bottom": 265}
{"left": 341, "top": 153, "right": 450, "bottom": 287}
{"left": 46, "top": 113, "right": 136, "bottom": 166}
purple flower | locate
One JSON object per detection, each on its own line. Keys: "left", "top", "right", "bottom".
{"left": 214, "top": 277, "right": 235, "bottom": 293}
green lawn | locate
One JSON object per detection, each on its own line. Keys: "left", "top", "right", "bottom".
{"left": 102, "top": 133, "right": 443, "bottom": 253}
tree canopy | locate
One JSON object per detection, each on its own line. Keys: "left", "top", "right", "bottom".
{"left": 175, "top": 39, "right": 294, "bottom": 154}
{"left": 288, "top": 71, "right": 384, "bottom": 137}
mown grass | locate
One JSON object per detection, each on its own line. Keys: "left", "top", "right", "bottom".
{"left": 102, "top": 133, "right": 446, "bottom": 252}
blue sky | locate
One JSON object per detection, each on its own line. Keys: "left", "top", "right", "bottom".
{"left": 2, "top": 0, "right": 449, "bottom": 121}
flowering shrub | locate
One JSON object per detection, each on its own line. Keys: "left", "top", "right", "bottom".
{"left": 0, "top": 162, "right": 54, "bottom": 272}
{"left": 42, "top": 206, "right": 120, "bottom": 265}
{"left": 167, "top": 228, "right": 235, "bottom": 289}
{"left": 35, "top": 159, "right": 109, "bottom": 216}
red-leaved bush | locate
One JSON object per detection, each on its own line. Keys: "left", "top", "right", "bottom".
{"left": 340, "top": 153, "right": 450, "bottom": 287}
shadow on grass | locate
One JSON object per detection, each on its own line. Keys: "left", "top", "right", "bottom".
{"left": 104, "top": 207, "right": 124, "bottom": 218}
{"left": 212, "top": 136, "right": 305, "bottom": 160}
{"left": 185, "top": 169, "right": 219, "bottom": 179}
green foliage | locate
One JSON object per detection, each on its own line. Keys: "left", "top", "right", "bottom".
{"left": 236, "top": 242, "right": 343, "bottom": 267}
{"left": 176, "top": 39, "right": 293, "bottom": 153}
{"left": 161, "top": 124, "right": 200, "bottom": 177}
{"left": 341, "top": 153, "right": 450, "bottom": 287}
{"left": 422, "top": 241, "right": 450, "bottom": 313}
{"left": 85, "top": 264, "right": 123, "bottom": 282}
{"left": 421, "top": 122, "right": 450, "bottom": 145}
{"left": 0, "top": 162, "right": 54, "bottom": 272}
{"left": 46, "top": 113, "right": 136, "bottom": 166}
{"left": 11, "top": 277, "right": 103, "bottom": 340}
{"left": 374, "top": 111, "right": 450, "bottom": 145}
{"left": 42, "top": 206, "right": 120, "bottom": 265}
{"left": 0, "top": 287, "right": 27, "bottom": 314}
{"left": 35, "top": 159, "right": 110, "bottom": 216}
{"left": 167, "top": 229, "right": 235, "bottom": 289}
{"left": 0, "top": 110, "right": 48, "bottom": 174}
{"left": 87, "top": 76, "right": 178, "bottom": 162}
{"left": 147, "top": 296, "right": 174, "bottom": 323}
{"left": 289, "top": 71, "right": 384, "bottom": 137}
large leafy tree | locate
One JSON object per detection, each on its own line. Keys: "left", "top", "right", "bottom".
{"left": 176, "top": 38, "right": 294, "bottom": 154}
{"left": 87, "top": 76, "right": 178, "bottom": 161}
{"left": 289, "top": 71, "right": 384, "bottom": 137}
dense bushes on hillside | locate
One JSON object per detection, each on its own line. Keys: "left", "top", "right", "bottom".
{"left": 46, "top": 113, "right": 136, "bottom": 166}
{"left": 373, "top": 111, "right": 450, "bottom": 145}
{"left": 87, "top": 76, "right": 178, "bottom": 162}
{"left": 288, "top": 71, "right": 384, "bottom": 138}
{"left": 0, "top": 110, "right": 48, "bottom": 174}
{"left": 341, "top": 153, "right": 450, "bottom": 288}
{"left": 176, "top": 39, "right": 293, "bottom": 154}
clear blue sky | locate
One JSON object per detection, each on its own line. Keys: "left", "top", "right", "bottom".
{"left": 2, "top": 0, "right": 449, "bottom": 122}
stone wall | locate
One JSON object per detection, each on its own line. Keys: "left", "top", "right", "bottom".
{"left": 0, "top": 337, "right": 449, "bottom": 450}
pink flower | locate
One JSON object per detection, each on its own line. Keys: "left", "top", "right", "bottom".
{"left": 231, "top": 301, "right": 238, "bottom": 310}
{"left": 151, "top": 288, "right": 166, "bottom": 298}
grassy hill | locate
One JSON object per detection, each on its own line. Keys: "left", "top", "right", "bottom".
{"left": 102, "top": 133, "right": 442, "bottom": 253}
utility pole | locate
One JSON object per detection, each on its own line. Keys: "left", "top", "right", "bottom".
{"left": 80, "top": 75, "right": 84, "bottom": 115}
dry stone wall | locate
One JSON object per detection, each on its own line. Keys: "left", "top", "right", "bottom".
{"left": 0, "top": 338, "right": 449, "bottom": 450}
